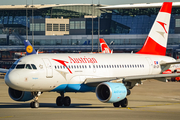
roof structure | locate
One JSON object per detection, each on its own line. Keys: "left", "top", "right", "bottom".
{"left": 98, "top": 2, "right": 180, "bottom": 9}
{"left": 0, "top": 4, "right": 107, "bottom": 10}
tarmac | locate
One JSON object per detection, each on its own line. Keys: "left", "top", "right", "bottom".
{"left": 1, "top": 75, "right": 180, "bottom": 120}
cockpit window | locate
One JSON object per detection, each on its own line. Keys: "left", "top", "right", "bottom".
{"left": 25, "top": 64, "right": 32, "bottom": 69}
{"left": 31, "top": 64, "right": 37, "bottom": 70}
{"left": 16, "top": 64, "right": 25, "bottom": 69}
{"left": 10, "top": 64, "right": 16, "bottom": 69}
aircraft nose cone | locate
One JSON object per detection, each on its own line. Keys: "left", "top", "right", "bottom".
{"left": 5, "top": 71, "right": 20, "bottom": 89}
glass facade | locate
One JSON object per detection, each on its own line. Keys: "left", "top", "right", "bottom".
{"left": 110, "top": 7, "right": 180, "bottom": 34}
{"left": 0, "top": 4, "right": 180, "bottom": 56}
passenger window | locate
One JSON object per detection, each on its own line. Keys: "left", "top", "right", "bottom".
{"left": 101, "top": 65, "right": 103, "bottom": 68}
{"left": 104, "top": 65, "right": 106, "bottom": 68}
{"left": 109, "top": 65, "right": 111, "bottom": 68}
{"left": 122, "top": 65, "right": 124, "bottom": 68}
{"left": 58, "top": 66, "right": 59, "bottom": 69}
{"left": 26, "top": 64, "right": 32, "bottom": 69}
{"left": 127, "top": 65, "right": 129, "bottom": 68}
{"left": 71, "top": 65, "right": 73, "bottom": 69}
{"left": 96, "top": 65, "right": 98, "bottom": 68}
{"left": 117, "top": 65, "right": 119, "bottom": 68}
{"left": 142, "top": 65, "right": 144, "bottom": 68}
{"left": 16, "top": 64, "right": 25, "bottom": 69}
{"left": 77, "top": 65, "right": 79, "bottom": 69}
{"left": 82, "top": 65, "right": 84, "bottom": 68}
{"left": 55, "top": 66, "right": 57, "bottom": 69}
{"left": 74, "top": 65, "right": 76, "bottom": 69}
{"left": 79, "top": 65, "right": 81, "bottom": 69}
{"left": 31, "top": 64, "right": 37, "bottom": 69}
{"left": 112, "top": 65, "right": 114, "bottom": 68}
{"left": 60, "top": 66, "right": 62, "bottom": 69}
{"left": 63, "top": 66, "right": 65, "bottom": 69}
{"left": 114, "top": 65, "right": 116, "bottom": 68}
{"left": 99, "top": 65, "right": 101, "bottom": 68}
{"left": 107, "top": 65, "right": 108, "bottom": 68}
{"left": 89, "top": 65, "right": 91, "bottom": 68}
{"left": 85, "top": 65, "right": 87, "bottom": 68}
{"left": 93, "top": 65, "right": 95, "bottom": 68}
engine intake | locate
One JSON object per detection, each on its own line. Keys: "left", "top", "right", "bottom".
{"left": 8, "top": 87, "right": 34, "bottom": 101}
{"left": 96, "top": 82, "right": 127, "bottom": 103}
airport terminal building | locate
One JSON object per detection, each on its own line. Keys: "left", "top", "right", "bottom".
{"left": 1, "top": 2, "right": 180, "bottom": 67}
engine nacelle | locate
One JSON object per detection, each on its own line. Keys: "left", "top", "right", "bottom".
{"left": 96, "top": 82, "right": 127, "bottom": 103}
{"left": 8, "top": 87, "right": 34, "bottom": 101}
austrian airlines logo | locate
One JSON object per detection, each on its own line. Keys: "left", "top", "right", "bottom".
{"left": 53, "top": 59, "right": 72, "bottom": 74}
{"left": 157, "top": 21, "right": 167, "bottom": 33}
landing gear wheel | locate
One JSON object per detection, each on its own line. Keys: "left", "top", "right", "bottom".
{"left": 120, "top": 98, "right": 128, "bottom": 107}
{"left": 56, "top": 96, "right": 63, "bottom": 106}
{"left": 30, "top": 101, "right": 39, "bottom": 108}
{"left": 113, "top": 102, "right": 120, "bottom": 107}
{"left": 63, "top": 96, "right": 71, "bottom": 106}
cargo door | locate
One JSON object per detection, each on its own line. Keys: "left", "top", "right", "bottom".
{"left": 42, "top": 58, "right": 53, "bottom": 78}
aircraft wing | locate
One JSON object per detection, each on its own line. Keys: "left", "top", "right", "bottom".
{"left": 84, "top": 73, "right": 180, "bottom": 87}
{"left": 0, "top": 68, "right": 8, "bottom": 73}
{"left": 160, "top": 61, "right": 180, "bottom": 65}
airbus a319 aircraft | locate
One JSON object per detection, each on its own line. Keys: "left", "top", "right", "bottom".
{"left": 4, "top": 2, "right": 180, "bottom": 108}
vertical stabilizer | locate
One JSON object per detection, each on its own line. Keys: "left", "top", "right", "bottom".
{"left": 137, "top": 2, "right": 172, "bottom": 56}
{"left": 24, "top": 40, "right": 36, "bottom": 55}
{"left": 99, "top": 38, "right": 112, "bottom": 53}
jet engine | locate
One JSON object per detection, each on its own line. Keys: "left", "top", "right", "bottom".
{"left": 8, "top": 87, "right": 34, "bottom": 101}
{"left": 96, "top": 82, "right": 127, "bottom": 103}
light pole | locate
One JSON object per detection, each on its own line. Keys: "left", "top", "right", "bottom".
{"left": 26, "top": 0, "right": 28, "bottom": 40}
{"left": 31, "top": 0, "right": 34, "bottom": 46}
{"left": 91, "top": 1, "right": 94, "bottom": 52}
{"left": 98, "top": 2, "right": 100, "bottom": 53}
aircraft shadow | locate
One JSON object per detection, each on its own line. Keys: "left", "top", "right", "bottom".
{"left": 0, "top": 102, "right": 104, "bottom": 108}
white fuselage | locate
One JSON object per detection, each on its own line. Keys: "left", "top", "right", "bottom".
{"left": 5, "top": 53, "right": 175, "bottom": 92}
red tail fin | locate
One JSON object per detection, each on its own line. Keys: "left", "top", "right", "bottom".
{"left": 99, "top": 38, "right": 112, "bottom": 53}
{"left": 137, "top": 2, "right": 172, "bottom": 56}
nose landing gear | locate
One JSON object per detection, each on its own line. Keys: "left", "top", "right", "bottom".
{"left": 30, "top": 91, "right": 41, "bottom": 108}
{"left": 56, "top": 92, "right": 71, "bottom": 107}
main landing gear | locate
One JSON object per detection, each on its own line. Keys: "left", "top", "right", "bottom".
{"left": 113, "top": 98, "right": 128, "bottom": 108}
{"left": 56, "top": 92, "right": 71, "bottom": 107}
{"left": 30, "top": 91, "right": 42, "bottom": 108}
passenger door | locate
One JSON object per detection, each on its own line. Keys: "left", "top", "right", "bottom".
{"left": 42, "top": 58, "right": 53, "bottom": 78}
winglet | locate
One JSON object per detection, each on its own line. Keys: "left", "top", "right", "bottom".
{"left": 137, "top": 2, "right": 172, "bottom": 56}
{"left": 24, "top": 40, "right": 36, "bottom": 55}
{"left": 99, "top": 38, "right": 112, "bottom": 53}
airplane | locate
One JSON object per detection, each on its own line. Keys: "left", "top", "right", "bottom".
{"left": 99, "top": 38, "right": 112, "bottom": 53}
{"left": 5, "top": 2, "right": 180, "bottom": 108}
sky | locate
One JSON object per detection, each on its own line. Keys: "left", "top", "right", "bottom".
{"left": 0, "top": 0, "right": 180, "bottom": 5}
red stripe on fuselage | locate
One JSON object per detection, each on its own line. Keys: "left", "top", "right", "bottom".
{"left": 53, "top": 59, "right": 72, "bottom": 74}
{"left": 159, "top": 2, "right": 172, "bottom": 14}
{"left": 136, "top": 36, "right": 166, "bottom": 56}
